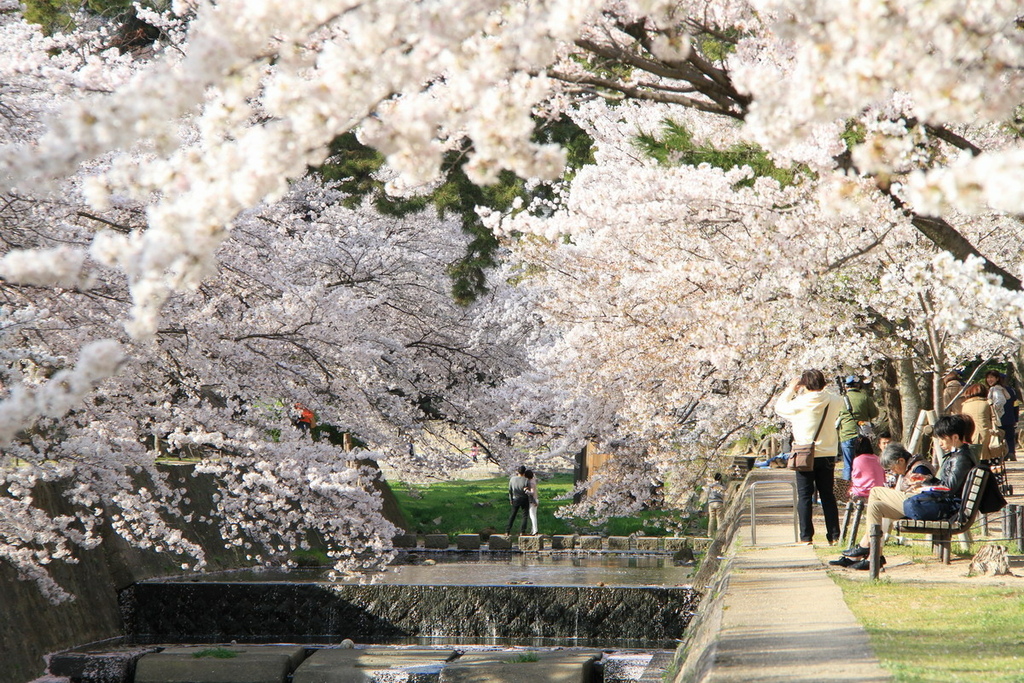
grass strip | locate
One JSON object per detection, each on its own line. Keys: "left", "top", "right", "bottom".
{"left": 835, "top": 577, "right": 1024, "bottom": 682}
{"left": 390, "top": 473, "right": 689, "bottom": 538}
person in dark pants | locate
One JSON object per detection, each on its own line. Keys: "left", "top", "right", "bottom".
{"left": 775, "top": 369, "right": 846, "bottom": 545}
{"left": 506, "top": 466, "right": 530, "bottom": 536}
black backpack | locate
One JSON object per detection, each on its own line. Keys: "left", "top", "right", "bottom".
{"left": 978, "top": 468, "right": 1008, "bottom": 514}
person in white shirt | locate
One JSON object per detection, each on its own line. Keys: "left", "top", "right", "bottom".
{"left": 524, "top": 469, "right": 539, "bottom": 535}
{"left": 774, "top": 369, "right": 845, "bottom": 545}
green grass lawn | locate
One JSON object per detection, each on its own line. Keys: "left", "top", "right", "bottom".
{"left": 390, "top": 473, "right": 690, "bottom": 538}
{"left": 836, "top": 577, "right": 1024, "bottom": 682}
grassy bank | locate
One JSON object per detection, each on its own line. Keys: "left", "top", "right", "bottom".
{"left": 836, "top": 577, "right": 1024, "bottom": 682}
{"left": 390, "top": 473, "right": 689, "bottom": 538}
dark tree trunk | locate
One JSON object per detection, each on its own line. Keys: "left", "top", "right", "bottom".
{"left": 897, "top": 358, "right": 921, "bottom": 444}
{"left": 872, "top": 359, "right": 903, "bottom": 442}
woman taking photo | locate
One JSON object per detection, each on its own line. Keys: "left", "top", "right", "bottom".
{"left": 775, "top": 369, "right": 845, "bottom": 545}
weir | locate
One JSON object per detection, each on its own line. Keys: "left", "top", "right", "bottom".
{"left": 120, "top": 555, "right": 699, "bottom": 650}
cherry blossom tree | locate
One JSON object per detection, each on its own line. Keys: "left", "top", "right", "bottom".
{"left": 4, "top": 0, "right": 1024, "bottom": 595}
{"left": 484, "top": 1, "right": 1024, "bottom": 512}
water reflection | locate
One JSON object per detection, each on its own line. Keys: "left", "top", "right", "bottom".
{"left": 378, "top": 555, "right": 691, "bottom": 587}
{"left": 158, "top": 553, "right": 693, "bottom": 588}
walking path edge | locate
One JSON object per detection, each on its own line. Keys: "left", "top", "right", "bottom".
{"left": 670, "top": 469, "right": 892, "bottom": 683}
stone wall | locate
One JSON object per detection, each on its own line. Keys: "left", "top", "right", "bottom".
{"left": 667, "top": 474, "right": 753, "bottom": 682}
{"left": 1, "top": 475, "right": 187, "bottom": 683}
{"left": 123, "top": 581, "right": 699, "bottom": 649}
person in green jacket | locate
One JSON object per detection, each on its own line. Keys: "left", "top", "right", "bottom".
{"left": 838, "top": 376, "right": 879, "bottom": 481}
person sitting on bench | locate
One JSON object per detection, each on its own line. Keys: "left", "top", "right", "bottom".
{"left": 832, "top": 416, "right": 973, "bottom": 568}
{"left": 848, "top": 435, "right": 884, "bottom": 500}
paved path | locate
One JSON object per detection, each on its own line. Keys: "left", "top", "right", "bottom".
{"left": 699, "top": 470, "right": 891, "bottom": 682}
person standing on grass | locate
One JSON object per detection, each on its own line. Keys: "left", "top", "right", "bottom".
{"left": 961, "top": 383, "right": 1000, "bottom": 461}
{"left": 506, "top": 466, "right": 530, "bottom": 536}
{"left": 942, "top": 369, "right": 966, "bottom": 415}
{"left": 986, "top": 370, "right": 1019, "bottom": 461}
{"left": 525, "top": 469, "right": 539, "bottom": 535}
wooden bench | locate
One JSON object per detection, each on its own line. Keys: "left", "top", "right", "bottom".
{"left": 869, "top": 467, "right": 988, "bottom": 571}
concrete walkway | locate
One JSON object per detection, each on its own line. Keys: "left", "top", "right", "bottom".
{"left": 699, "top": 471, "right": 891, "bottom": 682}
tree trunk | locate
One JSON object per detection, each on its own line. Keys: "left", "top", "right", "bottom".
{"left": 969, "top": 544, "right": 1010, "bottom": 576}
{"left": 1010, "top": 346, "right": 1024, "bottom": 394}
{"left": 897, "top": 358, "right": 920, "bottom": 443}
{"left": 872, "top": 358, "right": 903, "bottom": 442}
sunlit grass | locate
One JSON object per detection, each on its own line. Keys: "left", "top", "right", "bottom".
{"left": 390, "top": 474, "right": 689, "bottom": 538}
{"left": 835, "top": 577, "right": 1024, "bottom": 682}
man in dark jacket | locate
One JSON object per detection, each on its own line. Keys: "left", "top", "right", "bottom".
{"left": 902, "top": 414, "right": 975, "bottom": 520}
{"left": 506, "top": 466, "right": 530, "bottom": 536}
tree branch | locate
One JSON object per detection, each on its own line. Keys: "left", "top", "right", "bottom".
{"left": 878, "top": 187, "right": 1023, "bottom": 291}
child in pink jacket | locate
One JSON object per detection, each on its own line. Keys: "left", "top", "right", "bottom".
{"left": 849, "top": 435, "right": 885, "bottom": 499}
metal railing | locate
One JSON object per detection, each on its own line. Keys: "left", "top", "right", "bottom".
{"left": 747, "top": 479, "right": 799, "bottom": 544}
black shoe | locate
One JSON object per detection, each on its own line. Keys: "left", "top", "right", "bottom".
{"left": 851, "top": 555, "right": 885, "bottom": 571}
{"left": 829, "top": 556, "right": 858, "bottom": 567}
{"left": 842, "top": 545, "right": 869, "bottom": 558}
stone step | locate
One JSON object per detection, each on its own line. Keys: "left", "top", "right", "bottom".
{"left": 134, "top": 645, "right": 306, "bottom": 683}
{"left": 437, "top": 649, "right": 600, "bottom": 682}
{"left": 392, "top": 535, "right": 708, "bottom": 553}
{"left": 53, "top": 644, "right": 677, "bottom": 683}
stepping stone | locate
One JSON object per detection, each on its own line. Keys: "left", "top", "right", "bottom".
{"left": 550, "top": 535, "right": 576, "bottom": 550}
{"left": 606, "top": 536, "right": 630, "bottom": 550}
{"left": 487, "top": 534, "right": 512, "bottom": 550}
{"left": 439, "top": 650, "right": 600, "bottom": 682}
{"left": 578, "top": 535, "right": 603, "bottom": 550}
{"left": 517, "top": 535, "right": 544, "bottom": 552}
{"left": 135, "top": 645, "right": 306, "bottom": 683}
{"left": 392, "top": 533, "right": 419, "bottom": 548}
{"left": 49, "top": 646, "right": 160, "bottom": 683}
{"left": 423, "top": 534, "right": 450, "bottom": 549}
{"left": 662, "top": 537, "right": 689, "bottom": 552}
{"left": 634, "top": 537, "right": 661, "bottom": 552}
{"left": 293, "top": 648, "right": 449, "bottom": 683}
{"left": 455, "top": 534, "right": 481, "bottom": 550}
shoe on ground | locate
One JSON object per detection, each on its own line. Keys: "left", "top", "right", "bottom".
{"left": 851, "top": 555, "right": 886, "bottom": 571}
{"left": 842, "top": 545, "right": 869, "bottom": 558}
{"left": 828, "top": 556, "right": 858, "bottom": 567}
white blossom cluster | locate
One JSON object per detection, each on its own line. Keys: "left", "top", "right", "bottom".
{"left": 3, "top": 0, "right": 1024, "bottom": 597}
{"left": 494, "top": 95, "right": 1021, "bottom": 512}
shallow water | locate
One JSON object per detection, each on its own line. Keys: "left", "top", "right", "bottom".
{"left": 379, "top": 553, "right": 694, "bottom": 587}
{"left": 156, "top": 553, "right": 694, "bottom": 588}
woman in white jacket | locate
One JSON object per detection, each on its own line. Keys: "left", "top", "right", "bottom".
{"left": 775, "top": 369, "right": 846, "bottom": 545}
